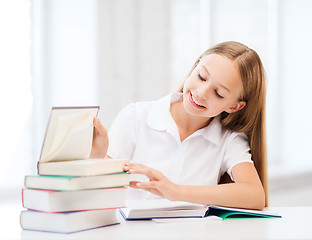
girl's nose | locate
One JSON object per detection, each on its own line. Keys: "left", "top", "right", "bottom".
{"left": 196, "top": 84, "right": 210, "bottom": 99}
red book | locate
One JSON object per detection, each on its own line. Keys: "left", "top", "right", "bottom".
{"left": 22, "top": 187, "right": 126, "bottom": 213}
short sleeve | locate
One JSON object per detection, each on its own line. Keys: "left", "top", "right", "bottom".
{"left": 107, "top": 103, "right": 137, "bottom": 160}
{"left": 221, "top": 132, "right": 253, "bottom": 181}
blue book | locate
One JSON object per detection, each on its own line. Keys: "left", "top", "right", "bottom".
{"left": 20, "top": 209, "right": 119, "bottom": 234}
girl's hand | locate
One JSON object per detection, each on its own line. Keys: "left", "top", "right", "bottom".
{"left": 124, "top": 163, "right": 180, "bottom": 201}
{"left": 90, "top": 117, "right": 109, "bottom": 158}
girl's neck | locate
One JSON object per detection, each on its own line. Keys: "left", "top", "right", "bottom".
{"left": 170, "top": 101, "right": 212, "bottom": 140}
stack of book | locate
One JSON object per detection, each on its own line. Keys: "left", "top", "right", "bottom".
{"left": 20, "top": 107, "right": 129, "bottom": 233}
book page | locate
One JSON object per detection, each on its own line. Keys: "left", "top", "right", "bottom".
{"left": 40, "top": 107, "right": 99, "bottom": 162}
{"left": 126, "top": 198, "right": 206, "bottom": 211}
{"left": 152, "top": 216, "right": 221, "bottom": 223}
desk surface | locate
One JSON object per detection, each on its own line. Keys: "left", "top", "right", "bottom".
{"left": 1, "top": 204, "right": 312, "bottom": 240}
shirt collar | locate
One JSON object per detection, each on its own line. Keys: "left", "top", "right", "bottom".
{"left": 146, "top": 93, "right": 175, "bottom": 132}
{"left": 197, "top": 115, "right": 223, "bottom": 145}
{"left": 147, "top": 92, "right": 223, "bottom": 145}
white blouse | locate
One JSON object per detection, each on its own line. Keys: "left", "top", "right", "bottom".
{"left": 107, "top": 93, "right": 252, "bottom": 199}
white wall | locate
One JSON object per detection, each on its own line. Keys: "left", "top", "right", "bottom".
{"left": 279, "top": 0, "right": 312, "bottom": 169}
{"left": 31, "top": 0, "right": 174, "bottom": 160}
{"left": 24, "top": 0, "right": 312, "bottom": 176}
{"left": 32, "top": 0, "right": 100, "bottom": 159}
{"left": 47, "top": 0, "right": 99, "bottom": 106}
{"left": 97, "top": 0, "right": 172, "bottom": 127}
{"left": 0, "top": 0, "right": 32, "bottom": 189}
{"left": 2, "top": 0, "right": 312, "bottom": 194}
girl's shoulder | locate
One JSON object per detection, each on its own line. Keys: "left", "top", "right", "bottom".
{"left": 119, "top": 95, "right": 170, "bottom": 119}
{"left": 208, "top": 116, "right": 248, "bottom": 144}
{"left": 222, "top": 128, "right": 250, "bottom": 150}
{"left": 120, "top": 99, "right": 158, "bottom": 117}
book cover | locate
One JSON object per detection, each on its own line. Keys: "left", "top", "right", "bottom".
{"left": 205, "top": 205, "right": 282, "bottom": 220}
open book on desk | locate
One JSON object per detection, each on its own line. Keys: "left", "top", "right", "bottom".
{"left": 119, "top": 198, "right": 281, "bottom": 220}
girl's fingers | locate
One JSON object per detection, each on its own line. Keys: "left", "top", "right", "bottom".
{"left": 128, "top": 165, "right": 173, "bottom": 199}
{"left": 130, "top": 181, "right": 157, "bottom": 189}
{"left": 129, "top": 181, "right": 140, "bottom": 188}
{"left": 90, "top": 117, "right": 109, "bottom": 158}
{"left": 93, "top": 117, "right": 100, "bottom": 128}
{"left": 123, "top": 165, "right": 129, "bottom": 172}
{"left": 129, "top": 181, "right": 152, "bottom": 190}
{"left": 128, "top": 163, "right": 163, "bottom": 180}
{"left": 129, "top": 181, "right": 163, "bottom": 197}
{"left": 93, "top": 117, "right": 107, "bottom": 134}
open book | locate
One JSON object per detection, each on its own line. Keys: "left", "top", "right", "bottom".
{"left": 36, "top": 106, "right": 129, "bottom": 176}
{"left": 119, "top": 198, "right": 281, "bottom": 220}
{"left": 39, "top": 106, "right": 99, "bottom": 163}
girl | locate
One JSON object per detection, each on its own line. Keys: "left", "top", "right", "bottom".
{"left": 91, "top": 41, "right": 267, "bottom": 210}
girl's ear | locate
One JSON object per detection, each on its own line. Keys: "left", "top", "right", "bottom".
{"left": 225, "top": 101, "right": 246, "bottom": 113}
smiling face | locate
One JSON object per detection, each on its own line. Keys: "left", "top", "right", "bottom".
{"left": 182, "top": 54, "right": 246, "bottom": 118}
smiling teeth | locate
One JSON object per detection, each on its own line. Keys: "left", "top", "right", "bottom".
{"left": 192, "top": 95, "right": 204, "bottom": 107}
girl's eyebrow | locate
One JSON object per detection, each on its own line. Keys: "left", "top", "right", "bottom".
{"left": 201, "top": 65, "right": 231, "bottom": 93}
{"left": 201, "top": 65, "right": 210, "bottom": 76}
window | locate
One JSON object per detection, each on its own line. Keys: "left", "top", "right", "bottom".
{"left": 0, "top": 0, "right": 32, "bottom": 191}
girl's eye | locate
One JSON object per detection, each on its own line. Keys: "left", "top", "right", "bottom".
{"left": 215, "top": 90, "right": 224, "bottom": 99}
{"left": 198, "top": 74, "right": 206, "bottom": 81}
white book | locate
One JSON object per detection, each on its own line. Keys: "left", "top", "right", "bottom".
{"left": 20, "top": 209, "right": 119, "bottom": 233}
{"left": 120, "top": 198, "right": 208, "bottom": 220}
{"left": 38, "top": 158, "right": 129, "bottom": 177}
{"left": 24, "top": 173, "right": 129, "bottom": 191}
{"left": 22, "top": 187, "right": 126, "bottom": 213}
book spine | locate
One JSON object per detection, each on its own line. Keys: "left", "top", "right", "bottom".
{"left": 24, "top": 206, "right": 127, "bottom": 214}
{"left": 21, "top": 189, "right": 25, "bottom": 209}
{"left": 24, "top": 187, "right": 126, "bottom": 193}
{"left": 36, "top": 162, "right": 39, "bottom": 175}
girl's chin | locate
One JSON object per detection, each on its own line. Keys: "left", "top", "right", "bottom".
{"left": 184, "top": 103, "right": 206, "bottom": 116}
{"left": 183, "top": 101, "right": 217, "bottom": 119}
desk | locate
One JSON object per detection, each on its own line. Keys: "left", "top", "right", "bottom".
{"left": 1, "top": 205, "right": 312, "bottom": 240}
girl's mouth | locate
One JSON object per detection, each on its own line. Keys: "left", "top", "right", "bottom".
{"left": 189, "top": 92, "right": 206, "bottom": 109}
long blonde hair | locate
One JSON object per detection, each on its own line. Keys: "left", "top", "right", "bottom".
{"left": 179, "top": 41, "right": 267, "bottom": 205}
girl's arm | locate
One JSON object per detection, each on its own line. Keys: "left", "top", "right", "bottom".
{"left": 124, "top": 162, "right": 265, "bottom": 210}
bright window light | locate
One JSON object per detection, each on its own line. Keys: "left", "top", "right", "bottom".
{"left": 0, "top": 0, "right": 32, "bottom": 186}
